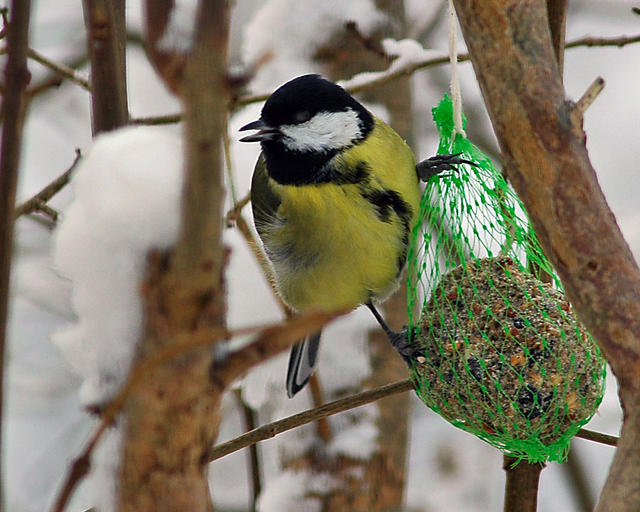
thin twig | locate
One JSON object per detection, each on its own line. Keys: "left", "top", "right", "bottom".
{"left": 14, "top": 148, "right": 82, "bottom": 219}
{"left": 0, "top": 7, "right": 9, "bottom": 40}
{"left": 546, "top": 0, "right": 568, "bottom": 77}
{"left": 573, "top": 76, "right": 605, "bottom": 119}
{"left": 50, "top": 419, "right": 110, "bottom": 512}
{"left": 224, "top": 192, "right": 251, "bottom": 226}
{"left": 575, "top": 427, "right": 618, "bottom": 447}
{"left": 26, "top": 53, "right": 89, "bottom": 99}
{"left": 207, "top": 379, "right": 414, "bottom": 462}
{"left": 308, "top": 374, "right": 332, "bottom": 442}
{"left": 27, "top": 48, "right": 90, "bottom": 90}
{"left": 0, "top": 48, "right": 91, "bottom": 95}
{"left": 129, "top": 113, "right": 182, "bottom": 125}
{"left": 233, "top": 389, "right": 261, "bottom": 512}
{"left": 564, "top": 33, "right": 640, "bottom": 49}
{"left": 223, "top": 122, "right": 239, "bottom": 209}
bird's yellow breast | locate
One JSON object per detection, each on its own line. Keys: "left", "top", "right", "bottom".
{"left": 263, "top": 119, "right": 419, "bottom": 312}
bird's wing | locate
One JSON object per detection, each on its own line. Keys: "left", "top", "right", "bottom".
{"left": 250, "top": 154, "right": 282, "bottom": 238}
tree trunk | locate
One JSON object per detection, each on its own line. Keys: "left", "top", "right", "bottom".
{"left": 451, "top": 1, "right": 640, "bottom": 510}
{"left": 118, "top": 1, "right": 231, "bottom": 510}
{"left": 82, "top": 0, "right": 128, "bottom": 134}
{"left": 0, "top": 1, "right": 32, "bottom": 509}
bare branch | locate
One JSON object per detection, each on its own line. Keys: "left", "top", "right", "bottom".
{"left": 565, "top": 33, "right": 640, "bottom": 49}
{"left": 503, "top": 455, "right": 544, "bottom": 512}
{"left": 27, "top": 48, "right": 90, "bottom": 90}
{"left": 0, "top": 1, "right": 32, "bottom": 507}
{"left": 575, "top": 427, "right": 619, "bottom": 447}
{"left": 233, "top": 389, "right": 261, "bottom": 511}
{"left": 212, "top": 311, "right": 341, "bottom": 389}
{"left": 224, "top": 192, "right": 251, "bottom": 225}
{"left": 129, "top": 112, "right": 182, "bottom": 125}
{"left": 26, "top": 53, "right": 89, "bottom": 99}
{"left": 573, "top": 76, "right": 605, "bottom": 121}
{"left": 547, "top": 0, "right": 568, "bottom": 76}
{"left": 208, "top": 379, "right": 414, "bottom": 462}
{"left": 0, "top": 7, "right": 9, "bottom": 39}
{"left": 14, "top": 149, "right": 81, "bottom": 220}
{"left": 83, "top": 0, "right": 128, "bottom": 134}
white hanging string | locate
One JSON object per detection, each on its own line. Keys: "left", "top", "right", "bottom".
{"left": 448, "top": 0, "right": 466, "bottom": 139}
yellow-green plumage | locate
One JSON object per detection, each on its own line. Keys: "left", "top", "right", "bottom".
{"left": 242, "top": 73, "right": 424, "bottom": 397}
{"left": 251, "top": 118, "right": 419, "bottom": 312}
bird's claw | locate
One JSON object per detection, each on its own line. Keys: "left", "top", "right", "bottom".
{"left": 416, "top": 153, "right": 477, "bottom": 182}
{"left": 388, "top": 326, "right": 426, "bottom": 365}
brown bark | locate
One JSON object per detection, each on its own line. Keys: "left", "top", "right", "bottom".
{"left": 0, "top": 1, "right": 32, "bottom": 509}
{"left": 82, "top": 0, "right": 128, "bottom": 133}
{"left": 546, "top": 0, "right": 567, "bottom": 78}
{"left": 451, "top": 1, "right": 640, "bottom": 510}
{"left": 118, "top": 1, "right": 231, "bottom": 510}
{"left": 503, "top": 456, "right": 544, "bottom": 512}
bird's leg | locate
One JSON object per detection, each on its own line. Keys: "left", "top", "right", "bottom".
{"left": 365, "top": 301, "right": 424, "bottom": 364}
{"left": 415, "top": 153, "right": 477, "bottom": 182}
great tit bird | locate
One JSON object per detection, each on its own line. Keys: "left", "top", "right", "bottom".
{"left": 240, "top": 74, "right": 470, "bottom": 397}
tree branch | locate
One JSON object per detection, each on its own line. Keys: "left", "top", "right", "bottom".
{"left": 14, "top": 148, "right": 81, "bottom": 221}
{"left": 575, "top": 427, "right": 619, "bottom": 447}
{"left": 0, "top": 1, "right": 32, "bottom": 509}
{"left": 503, "top": 456, "right": 544, "bottom": 512}
{"left": 233, "top": 389, "right": 261, "bottom": 512}
{"left": 208, "top": 379, "right": 414, "bottom": 462}
{"left": 26, "top": 53, "right": 89, "bottom": 99}
{"left": 452, "top": 1, "right": 640, "bottom": 510}
{"left": 26, "top": 48, "right": 90, "bottom": 90}
{"left": 546, "top": 0, "right": 568, "bottom": 77}
{"left": 82, "top": 0, "right": 128, "bottom": 134}
{"left": 572, "top": 76, "right": 605, "bottom": 122}
{"left": 565, "top": 33, "right": 640, "bottom": 49}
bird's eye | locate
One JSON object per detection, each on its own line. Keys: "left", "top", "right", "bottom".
{"left": 294, "top": 110, "right": 311, "bottom": 123}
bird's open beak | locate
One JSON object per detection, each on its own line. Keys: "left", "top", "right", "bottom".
{"left": 239, "top": 119, "right": 279, "bottom": 142}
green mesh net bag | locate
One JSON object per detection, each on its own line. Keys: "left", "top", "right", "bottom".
{"left": 406, "top": 95, "right": 606, "bottom": 463}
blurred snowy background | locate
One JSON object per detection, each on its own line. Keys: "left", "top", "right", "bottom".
{"left": 4, "top": 0, "right": 638, "bottom": 510}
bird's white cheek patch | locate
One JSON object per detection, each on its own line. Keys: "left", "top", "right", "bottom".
{"left": 280, "top": 108, "right": 362, "bottom": 153}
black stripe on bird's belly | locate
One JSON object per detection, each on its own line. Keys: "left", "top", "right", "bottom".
{"left": 361, "top": 188, "right": 411, "bottom": 224}
{"left": 359, "top": 184, "right": 414, "bottom": 278}
{"left": 331, "top": 160, "right": 370, "bottom": 185}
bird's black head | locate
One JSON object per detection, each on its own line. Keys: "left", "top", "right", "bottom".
{"left": 240, "top": 75, "right": 374, "bottom": 185}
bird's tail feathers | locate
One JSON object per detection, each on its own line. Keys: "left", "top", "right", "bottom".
{"left": 286, "top": 331, "right": 322, "bottom": 398}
